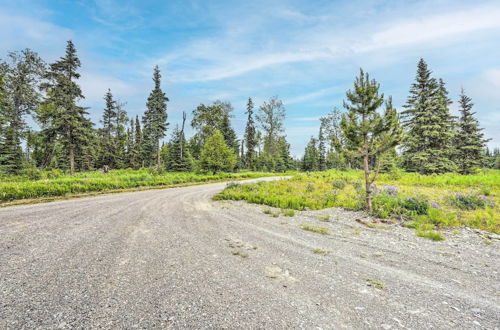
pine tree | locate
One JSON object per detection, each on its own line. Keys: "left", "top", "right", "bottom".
{"left": 341, "top": 69, "right": 403, "bottom": 212}
{"left": 0, "top": 50, "right": 45, "bottom": 174}
{"left": 401, "top": 59, "right": 456, "bottom": 174}
{"left": 318, "top": 124, "right": 327, "bottom": 171}
{"left": 39, "top": 41, "right": 92, "bottom": 175}
{"left": 99, "top": 89, "right": 117, "bottom": 168}
{"left": 199, "top": 130, "right": 236, "bottom": 173}
{"left": 244, "top": 97, "right": 258, "bottom": 169}
{"left": 455, "top": 89, "right": 490, "bottom": 174}
{"left": 130, "top": 116, "right": 142, "bottom": 169}
{"left": 126, "top": 118, "right": 134, "bottom": 167}
{"left": 165, "top": 125, "right": 193, "bottom": 172}
{"left": 142, "top": 65, "right": 169, "bottom": 169}
{"left": 302, "top": 137, "right": 319, "bottom": 171}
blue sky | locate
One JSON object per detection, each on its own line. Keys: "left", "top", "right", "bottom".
{"left": 1, "top": 0, "right": 499, "bottom": 156}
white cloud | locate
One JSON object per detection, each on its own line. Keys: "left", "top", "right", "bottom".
{"left": 0, "top": 13, "right": 73, "bottom": 55}
{"left": 286, "top": 87, "right": 341, "bottom": 105}
{"left": 365, "top": 6, "right": 500, "bottom": 51}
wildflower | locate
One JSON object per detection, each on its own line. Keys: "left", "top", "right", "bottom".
{"left": 431, "top": 202, "right": 439, "bottom": 209}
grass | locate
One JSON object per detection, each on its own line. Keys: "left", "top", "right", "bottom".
{"left": 300, "top": 224, "right": 330, "bottom": 235}
{"left": 282, "top": 209, "right": 296, "bottom": 217}
{"left": 318, "top": 214, "right": 331, "bottom": 222}
{"left": 215, "top": 169, "right": 500, "bottom": 236}
{"left": 0, "top": 169, "right": 284, "bottom": 205}
{"left": 416, "top": 230, "right": 445, "bottom": 241}
{"left": 312, "top": 248, "right": 330, "bottom": 255}
{"left": 365, "top": 278, "right": 385, "bottom": 290}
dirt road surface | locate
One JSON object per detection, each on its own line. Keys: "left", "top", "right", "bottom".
{"left": 1, "top": 177, "right": 499, "bottom": 329}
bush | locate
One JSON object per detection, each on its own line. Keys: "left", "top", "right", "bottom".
{"left": 449, "top": 192, "right": 492, "bottom": 210}
{"left": 402, "top": 194, "right": 429, "bottom": 215}
{"left": 19, "top": 167, "right": 42, "bottom": 180}
{"left": 42, "top": 168, "right": 63, "bottom": 179}
{"left": 332, "top": 179, "right": 347, "bottom": 189}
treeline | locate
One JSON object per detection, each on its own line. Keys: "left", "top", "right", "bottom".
{"left": 301, "top": 59, "right": 497, "bottom": 175}
{"left": 0, "top": 41, "right": 296, "bottom": 176}
{"left": 0, "top": 41, "right": 497, "bottom": 177}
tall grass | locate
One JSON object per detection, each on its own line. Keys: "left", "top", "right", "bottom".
{"left": 215, "top": 170, "right": 500, "bottom": 234}
{"left": 0, "top": 169, "right": 283, "bottom": 203}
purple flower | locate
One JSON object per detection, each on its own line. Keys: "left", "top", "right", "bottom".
{"left": 431, "top": 202, "right": 439, "bottom": 209}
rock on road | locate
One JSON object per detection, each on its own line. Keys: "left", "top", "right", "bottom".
{"left": 0, "top": 177, "right": 499, "bottom": 329}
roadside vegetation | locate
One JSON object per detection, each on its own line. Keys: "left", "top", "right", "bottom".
{"left": 215, "top": 170, "right": 500, "bottom": 235}
{"left": 0, "top": 169, "right": 282, "bottom": 203}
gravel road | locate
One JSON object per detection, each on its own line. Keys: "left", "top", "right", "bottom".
{"left": 1, "top": 177, "right": 499, "bottom": 329}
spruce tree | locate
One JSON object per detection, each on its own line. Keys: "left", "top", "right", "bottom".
{"left": 39, "top": 41, "right": 92, "bottom": 175}
{"left": 401, "top": 59, "right": 456, "bottom": 174}
{"left": 244, "top": 97, "right": 258, "bottom": 169}
{"left": 318, "top": 125, "right": 327, "bottom": 171}
{"left": 455, "top": 89, "right": 490, "bottom": 174}
{"left": 142, "top": 65, "right": 168, "bottom": 169}
{"left": 302, "top": 137, "right": 320, "bottom": 171}
{"left": 165, "top": 125, "right": 193, "bottom": 172}
{"left": 99, "top": 89, "right": 117, "bottom": 168}
{"left": 0, "top": 50, "right": 45, "bottom": 174}
{"left": 341, "top": 69, "right": 403, "bottom": 212}
{"left": 131, "top": 116, "right": 142, "bottom": 169}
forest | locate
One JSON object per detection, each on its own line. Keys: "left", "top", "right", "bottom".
{"left": 1, "top": 41, "right": 499, "bottom": 219}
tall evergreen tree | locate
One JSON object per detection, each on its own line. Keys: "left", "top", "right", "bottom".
{"left": 39, "top": 41, "right": 92, "bottom": 175}
{"left": 142, "top": 65, "right": 168, "bottom": 169}
{"left": 401, "top": 59, "right": 456, "bottom": 174}
{"left": 455, "top": 89, "right": 490, "bottom": 174}
{"left": 341, "top": 69, "right": 403, "bottom": 212}
{"left": 244, "top": 97, "right": 258, "bottom": 169}
{"left": 302, "top": 137, "right": 320, "bottom": 171}
{"left": 164, "top": 125, "right": 193, "bottom": 172}
{"left": 318, "top": 124, "right": 327, "bottom": 171}
{"left": 130, "top": 116, "right": 142, "bottom": 169}
{"left": 0, "top": 50, "right": 45, "bottom": 174}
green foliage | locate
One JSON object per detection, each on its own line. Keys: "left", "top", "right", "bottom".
{"left": 244, "top": 98, "right": 258, "bottom": 169}
{"left": 401, "top": 59, "right": 457, "bottom": 174}
{"left": 300, "top": 224, "right": 330, "bottom": 235}
{"left": 416, "top": 230, "right": 445, "bottom": 241}
{"left": 142, "top": 65, "right": 169, "bottom": 168}
{"left": 448, "top": 192, "right": 491, "bottom": 210}
{"left": 216, "top": 170, "right": 500, "bottom": 234}
{"left": 341, "top": 69, "right": 404, "bottom": 212}
{"left": 455, "top": 89, "right": 490, "bottom": 174}
{"left": 282, "top": 209, "right": 295, "bottom": 217}
{"left": 0, "top": 169, "right": 280, "bottom": 202}
{"left": 199, "top": 130, "right": 236, "bottom": 173}
{"left": 164, "top": 125, "right": 193, "bottom": 172}
{"left": 39, "top": 40, "right": 93, "bottom": 175}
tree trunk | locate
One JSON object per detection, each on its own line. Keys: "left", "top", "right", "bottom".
{"left": 363, "top": 151, "right": 372, "bottom": 212}
{"left": 156, "top": 141, "right": 161, "bottom": 171}
{"left": 69, "top": 146, "right": 75, "bottom": 176}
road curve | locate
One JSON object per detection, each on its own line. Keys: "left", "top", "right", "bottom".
{"left": 0, "top": 177, "right": 499, "bottom": 329}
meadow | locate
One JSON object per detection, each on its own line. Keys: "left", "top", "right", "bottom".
{"left": 0, "top": 169, "right": 282, "bottom": 204}
{"left": 215, "top": 170, "right": 500, "bottom": 237}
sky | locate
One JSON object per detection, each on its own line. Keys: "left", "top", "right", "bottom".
{"left": 1, "top": 0, "right": 499, "bottom": 156}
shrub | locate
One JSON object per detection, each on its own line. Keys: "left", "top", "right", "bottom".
{"left": 402, "top": 194, "right": 429, "bottom": 215}
{"left": 449, "top": 192, "right": 493, "bottom": 210}
{"left": 19, "top": 167, "right": 42, "bottom": 180}
{"left": 332, "top": 179, "right": 347, "bottom": 189}
{"left": 42, "top": 168, "right": 63, "bottom": 179}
